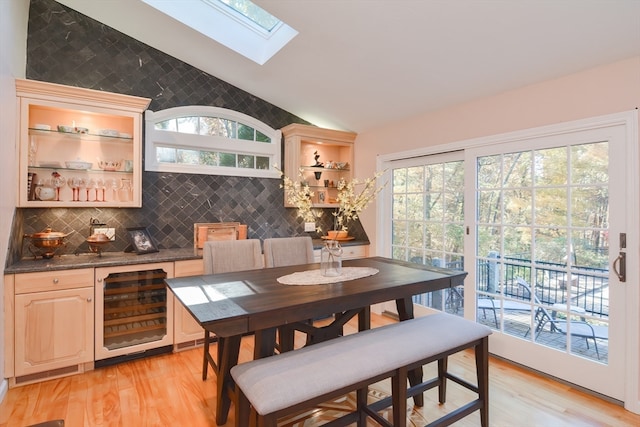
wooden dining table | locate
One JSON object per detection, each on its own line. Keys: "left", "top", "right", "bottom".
{"left": 166, "top": 256, "right": 467, "bottom": 425}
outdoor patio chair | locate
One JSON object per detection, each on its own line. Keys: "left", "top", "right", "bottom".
{"left": 477, "top": 297, "right": 532, "bottom": 328}
{"left": 529, "top": 303, "right": 608, "bottom": 359}
{"left": 517, "top": 278, "right": 609, "bottom": 359}
{"left": 477, "top": 278, "right": 533, "bottom": 328}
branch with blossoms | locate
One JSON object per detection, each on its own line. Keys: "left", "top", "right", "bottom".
{"left": 333, "top": 170, "right": 386, "bottom": 232}
{"left": 276, "top": 166, "right": 323, "bottom": 224}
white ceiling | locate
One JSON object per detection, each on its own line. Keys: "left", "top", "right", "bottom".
{"left": 56, "top": 0, "right": 640, "bottom": 133}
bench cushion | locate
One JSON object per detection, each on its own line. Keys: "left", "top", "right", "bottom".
{"left": 231, "top": 312, "right": 491, "bottom": 415}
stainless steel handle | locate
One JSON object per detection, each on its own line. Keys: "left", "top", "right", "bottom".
{"left": 613, "top": 252, "right": 626, "bottom": 282}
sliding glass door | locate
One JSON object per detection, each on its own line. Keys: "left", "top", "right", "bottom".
{"left": 380, "top": 112, "right": 636, "bottom": 402}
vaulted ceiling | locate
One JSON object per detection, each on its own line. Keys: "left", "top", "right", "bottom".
{"left": 56, "top": 0, "right": 640, "bottom": 133}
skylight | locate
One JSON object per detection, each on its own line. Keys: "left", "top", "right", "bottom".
{"left": 141, "top": 0, "right": 297, "bottom": 65}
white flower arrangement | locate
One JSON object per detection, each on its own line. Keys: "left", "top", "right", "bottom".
{"left": 278, "top": 167, "right": 322, "bottom": 224}
{"left": 333, "top": 171, "right": 385, "bottom": 232}
{"left": 278, "top": 166, "right": 386, "bottom": 235}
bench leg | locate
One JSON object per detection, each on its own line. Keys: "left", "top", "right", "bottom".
{"left": 476, "top": 337, "right": 489, "bottom": 427}
{"left": 395, "top": 297, "right": 424, "bottom": 407}
{"left": 356, "top": 386, "right": 368, "bottom": 427}
{"left": 392, "top": 367, "right": 408, "bottom": 427}
{"left": 437, "top": 356, "right": 448, "bottom": 404}
{"left": 235, "top": 388, "right": 251, "bottom": 427}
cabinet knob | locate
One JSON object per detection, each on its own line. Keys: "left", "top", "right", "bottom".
{"left": 97, "top": 278, "right": 102, "bottom": 283}
{"left": 87, "top": 297, "right": 92, "bottom": 302}
{"left": 53, "top": 278, "right": 59, "bottom": 284}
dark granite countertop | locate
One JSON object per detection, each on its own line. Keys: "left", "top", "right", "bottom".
{"left": 5, "top": 239, "right": 369, "bottom": 274}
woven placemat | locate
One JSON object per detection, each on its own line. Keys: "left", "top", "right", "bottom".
{"left": 277, "top": 267, "right": 379, "bottom": 286}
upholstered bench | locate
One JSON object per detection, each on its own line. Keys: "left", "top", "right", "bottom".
{"left": 231, "top": 312, "right": 492, "bottom": 427}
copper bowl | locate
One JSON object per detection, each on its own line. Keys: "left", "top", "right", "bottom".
{"left": 23, "top": 227, "right": 72, "bottom": 258}
{"left": 87, "top": 233, "right": 111, "bottom": 255}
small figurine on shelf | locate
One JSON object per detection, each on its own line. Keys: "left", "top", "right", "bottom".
{"left": 312, "top": 150, "right": 323, "bottom": 167}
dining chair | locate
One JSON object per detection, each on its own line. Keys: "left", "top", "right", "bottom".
{"left": 263, "top": 236, "right": 315, "bottom": 267}
{"left": 201, "top": 239, "right": 264, "bottom": 379}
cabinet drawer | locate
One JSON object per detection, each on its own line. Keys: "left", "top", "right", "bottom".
{"left": 14, "top": 268, "right": 94, "bottom": 294}
{"left": 313, "top": 244, "right": 369, "bottom": 262}
{"left": 342, "top": 245, "right": 368, "bottom": 260}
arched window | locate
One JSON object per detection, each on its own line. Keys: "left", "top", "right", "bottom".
{"left": 145, "top": 106, "right": 281, "bottom": 178}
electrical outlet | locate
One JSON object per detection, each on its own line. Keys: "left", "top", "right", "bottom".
{"left": 94, "top": 227, "right": 116, "bottom": 241}
{"left": 304, "top": 222, "right": 316, "bottom": 232}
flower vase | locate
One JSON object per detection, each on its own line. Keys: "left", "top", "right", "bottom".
{"left": 321, "top": 240, "right": 343, "bottom": 277}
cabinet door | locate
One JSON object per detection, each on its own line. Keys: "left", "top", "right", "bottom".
{"left": 16, "top": 79, "right": 149, "bottom": 207}
{"left": 15, "top": 287, "right": 94, "bottom": 376}
{"left": 174, "top": 259, "right": 205, "bottom": 346}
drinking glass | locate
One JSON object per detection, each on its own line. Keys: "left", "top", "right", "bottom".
{"left": 95, "top": 178, "right": 106, "bottom": 202}
{"left": 109, "top": 178, "right": 119, "bottom": 201}
{"left": 68, "top": 177, "right": 80, "bottom": 201}
{"left": 51, "top": 175, "right": 66, "bottom": 201}
{"left": 86, "top": 178, "right": 96, "bottom": 201}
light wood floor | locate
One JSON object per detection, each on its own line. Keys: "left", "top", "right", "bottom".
{"left": 1, "top": 313, "right": 639, "bottom": 427}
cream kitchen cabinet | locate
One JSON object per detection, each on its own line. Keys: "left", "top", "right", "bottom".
{"left": 173, "top": 259, "right": 206, "bottom": 349}
{"left": 313, "top": 243, "right": 369, "bottom": 263}
{"left": 282, "top": 123, "right": 356, "bottom": 208}
{"left": 16, "top": 78, "right": 150, "bottom": 207}
{"left": 10, "top": 268, "right": 94, "bottom": 385}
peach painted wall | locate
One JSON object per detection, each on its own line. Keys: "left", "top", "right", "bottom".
{"left": 355, "top": 56, "right": 640, "bottom": 255}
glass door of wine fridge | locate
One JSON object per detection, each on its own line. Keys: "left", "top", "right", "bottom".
{"left": 95, "top": 262, "right": 174, "bottom": 363}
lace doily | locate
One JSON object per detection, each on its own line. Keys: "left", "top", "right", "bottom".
{"left": 277, "top": 267, "right": 379, "bottom": 286}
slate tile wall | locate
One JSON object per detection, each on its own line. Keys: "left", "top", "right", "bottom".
{"left": 8, "top": 0, "right": 366, "bottom": 263}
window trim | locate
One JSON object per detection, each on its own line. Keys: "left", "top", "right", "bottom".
{"left": 145, "top": 105, "right": 281, "bottom": 178}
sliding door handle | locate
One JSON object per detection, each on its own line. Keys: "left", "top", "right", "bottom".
{"left": 613, "top": 252, "right": 626, "bottom": 282}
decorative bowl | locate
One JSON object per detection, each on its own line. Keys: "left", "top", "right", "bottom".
{"left": 65, "top": 159, "right": 92, "bottom": 170}
{"left": 97, "top": 159, "right": 121, "bottom": 171}
{"left": 57, "top": 124, "right": 74, "bottom": 133}
{"left": 98, "top": 129, "right": 119, "bottom": 137}
{"left": 74, "top": 127, "right": 89, "bottom": 134}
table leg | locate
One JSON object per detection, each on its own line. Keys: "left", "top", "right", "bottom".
{"left": 358, "top": 306, "right": 371, "bottom": 332}
{"left": 395, "top": 296, "right": 424, "bottom": 407}
{"left": 215, "top": 335, "right": 241, "bottom": 426}
{"left": 254, "top": 327, "right": 277, "bottom": 358}
{"left": 277, "top": 324, "right": 296, "bottom": 353}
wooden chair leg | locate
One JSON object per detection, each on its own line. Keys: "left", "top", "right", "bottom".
{"left": 476, "top": 336, "right": 490, "bottom": 427}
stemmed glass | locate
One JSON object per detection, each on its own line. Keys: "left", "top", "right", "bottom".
{"left": 51, "top": 174, "right": 66, "bottom": 201}
{"left": 109, "top": 178, "right": 119, "bottom": 201}
{"left": 69, "top": 177, "right": 85, "bottom": 201}
{"left": 86, "top": 178, "right": 96, "bottom": 202}
{"left": 95, "top": 178, "right": 106, "bottom": 202}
